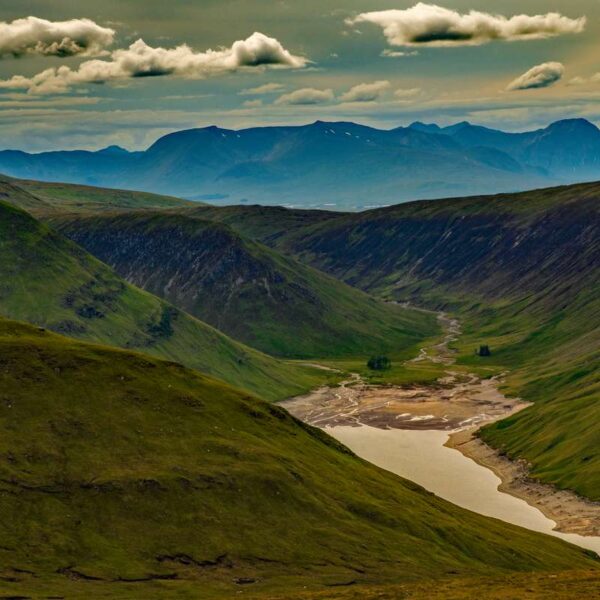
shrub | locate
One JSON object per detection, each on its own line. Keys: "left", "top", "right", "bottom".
{"left": 367, "top": 355, "right": 391, "bottom": 370}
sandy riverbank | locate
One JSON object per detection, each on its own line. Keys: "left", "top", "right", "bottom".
{"left": 283, "top": 309, "right": 600, "bottom": 540}
{"left": 285, "top": 373, "right": 600, "bottom": 540}
{"left": 448, "top": 428, "right": 600, "bottom": 537}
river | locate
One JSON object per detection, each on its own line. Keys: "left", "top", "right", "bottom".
{"left": 283, "top": 310, "right": 600, "bottom": 556}
{"left": 329, "top": 425, "right": 600, "bottom": 555}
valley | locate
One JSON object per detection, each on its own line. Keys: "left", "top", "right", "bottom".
{"left": 48, "top": 211, "right": 435, "bottom": 358}
{"left": 1, "top": 2, "right": 599, "bottom": 596}
{"left": 1, "top": 317, "right": 595, "bottom": 600}
{"left": 200, "top": 181, "right": 600, "bottom": 501}
{"left": 0, "top": 174, "right": 598, "bottom": 598}
{"left": 282, "top": 312, "right": 600, "bottom": 550}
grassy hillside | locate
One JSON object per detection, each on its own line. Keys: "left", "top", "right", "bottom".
{"left": 256, "top": 570, "right": 600, "bottom": 599}
{"left": 50, "top": 211, "right": 436, "bottom": 358}
{"left": 205, "top": 182, "right": 600, "bottom": 500}
{"left": 0, "top": 200, "right": 333, "bottom": 400}
{"left": 0, "top": 318, "right": 594, "bottom": 598}
{"left": 0, "top": 175, "right": 196, "bottom": 215}
{"left": 178, "top": 203, "right": 339, "bottom": 244}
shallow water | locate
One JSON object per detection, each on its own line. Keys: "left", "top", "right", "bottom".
{"left": 329, "top": 425, "right": 600, "bottom": 555}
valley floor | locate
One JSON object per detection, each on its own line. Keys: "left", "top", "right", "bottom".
{"left": 282, "top": 312, "right": 600, "bottom": 545}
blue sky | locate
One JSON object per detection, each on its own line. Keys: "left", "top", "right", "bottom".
{"left": 0, "top": 1, "right": 598, "bottom": 151}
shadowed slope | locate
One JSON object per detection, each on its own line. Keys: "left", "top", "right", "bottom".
{"left": 51, "top": 211, "right": 436, "bottom": 358}
{"left": 0, "top": 200, "right": 331, "bottom": 400}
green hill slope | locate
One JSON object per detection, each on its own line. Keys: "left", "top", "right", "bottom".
{"left": 50, "top": 211, "right": 436, "bottom": 358}
{"left": 0, "top": 174, "right": 196, "bottom": 215}
{"left": 197, "top": 183, "right": 600, "bottom": 500}
{"left": 0, "top": 318, "right": 593, "bottom": 598}
{"left": 0, "top": 200, "right": 331, "bottom": 400}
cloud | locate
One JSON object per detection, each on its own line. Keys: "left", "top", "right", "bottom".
{"left": 340, "top": 80, "right": 390, "bottom": 102}
{"left": 394, "top": 87, "right": 421, "bottom": 98}
{"left": 0, "top": 16, "right": 114, "bottom": 58}
{"left": 242, "top": 99, "right": 263, "bottom": 108}
{"left": 239, "top": 82, "right": 285, "bottom": 95}
{"left": 274, "top": 87, "right": 334, "bottom": 105}
{"left": 347, "top": 4, "right": 585, "bottom": 47}
{"left": 0, "top": 32, "right": 307, "bottom": 94}
{"left": 568, "top": 73, "right": 600, "bottom": 86}
{"left": 507, "top": 62, "right": 564, "bottom": 91}
{"left": 381, "top": 49, "right": 418, "bottom": 58}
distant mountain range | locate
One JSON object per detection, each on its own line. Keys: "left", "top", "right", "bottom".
{"left": 1, "top": 118, "right": 599, "bottom": 209}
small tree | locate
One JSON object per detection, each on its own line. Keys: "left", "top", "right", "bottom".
{"left": 367, "top": 355, "right": 391, "bottom": 370}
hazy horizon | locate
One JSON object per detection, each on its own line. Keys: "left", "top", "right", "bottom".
{"left": 0, "top": 1, "right": 598, "bottom": 152}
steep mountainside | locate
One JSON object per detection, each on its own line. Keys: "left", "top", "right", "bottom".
{"left": 3, "top": 119, "right": 590, "bottom": 209}
{"left": 51, "top": 212, "right": 436, "bottom": 358}
{"left": 0, "top": 318, "right": 594, "bottom": 598}
{"left": 0, "top": 200, "right": 332, "bottom": 400}
{"left": 202, "top": 182, "right": 600, "bottom": 499}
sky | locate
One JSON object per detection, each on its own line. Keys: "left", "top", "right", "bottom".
{"left": 0, "top": 0, "right": 598, "bottom": 151}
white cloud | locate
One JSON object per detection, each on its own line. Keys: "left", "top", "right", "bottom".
{"left": 347, "top": 4, "right": 585, "bottom": 47}
{"left": 381, "top": 49, "right": 418, "bottom": 58}
{"left": 394, "top": 87, "right": 421, "bottom": 98}
{"left": 0, "top": 32, "right": 307, "bottom": 94}
{"left": 507, "top": 62, "right": 564, "bottom": 91}
{"left": 242, "top": 99, "right": 263, "bottom": 108}
{"left": 568, "top": 73, "right": 600, "bottom": 86}
{"left": 274, "top": 87, "right": 334, "bottom": 105}
{"left": 340, "top": 80, "right": 390, "bottom": 102}
{"left": 239, "top": 82, "right": 285, "bottom": 95}
{"left": 0, "top": 16, "right": 114, "bottom": 58}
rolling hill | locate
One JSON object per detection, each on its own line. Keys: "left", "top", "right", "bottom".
{"left": 0, "top": 199, "right": 334, "bottom": 400}
{"left": 0, "top": 317, "right": 594, "bottom": 598}
{"left": 50, "top": 211, "right": 436, "bottom": 358}
{"left": 0, "top": 174, "right": 195, "bottom": 215}
{"left": 191, "top": 182, "right": 600, "bottom": 501}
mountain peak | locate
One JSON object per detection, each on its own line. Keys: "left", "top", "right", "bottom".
{"left": 409, "top": 121, "right": 442, "bottom": 133}
{"left": 546, "top": 118, "right": 598, "bottom": 133}
{"left": 97, "top": 145, "right": 129, "bottom": 155}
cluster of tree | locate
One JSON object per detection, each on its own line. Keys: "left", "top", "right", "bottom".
{"left": 367, "top": 355, "right": 391, "bottom": 371}
{"left": 476, "top": 345, "right": 491, "bottom": 357}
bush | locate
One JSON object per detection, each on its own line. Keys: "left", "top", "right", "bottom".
{"left": 367, "top": 356, "right": 391, "bottom": 371}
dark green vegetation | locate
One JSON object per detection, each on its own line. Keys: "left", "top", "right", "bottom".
{"left": 0, "top": 199, "right": 336, "bottom": 400}
{"left": 196, "top": 182, "right": 600, "bottom": 500}
{"left": 0, "top": 318, "right": 594, "bottom": 598}
{"left": 367, "top": 356, "right": 391, "bottom": 371}
{"left": 50, "top": 211, "right": 435, "bottom": 358}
